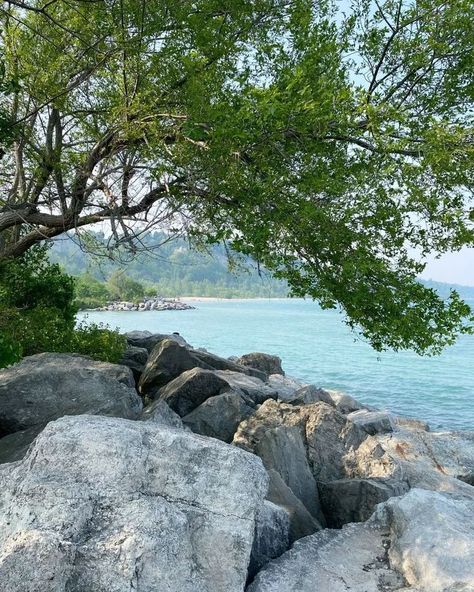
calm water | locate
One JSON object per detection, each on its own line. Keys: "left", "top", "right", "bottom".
{"left": 79, "top": 299, "right": 474, "bottom": 431}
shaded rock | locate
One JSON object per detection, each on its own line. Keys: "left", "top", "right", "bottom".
{"left": 138, "top": 339, "right": 212, "bottom": 395}
{"left": 194, "top": 349, "right": 267, "bottom": 381}
{"left": 319, "top": 478, "right": 408, "bottom": 528}
{"left": 266, "top": 469, "right": 322, "bottom": 543}
{"left": 247, "top": 520, "right": 406, "bottom": 592}
{"left": 0, "top": 425, "right": 43, "bottom": 464}
{"left": 374, "top": 488, "right": 474, "bottom": 592}
{"left": 234, "top": 400, "right": 326, "bottom": 525}
{"left": 183, "top": 391, "right": 254, "bottom": 442}
{"left": 347, "top": 409, "right": 395, "bottom": 435}
{"left": 304, "top": 402, "right": 366, "bottom": 482}
{"left": 214, "top": 371, "right": 278, "bottom": 404}
{"left": 285, "top": 385, "right": 367, "bottom": 414}
{"left": 126, "top": 330, "right": 190, "bottom": 352}
{"left": 0, "top": 415, "right": 268, "bottom": 592}
{"left": 323, "top": 389, "right": 367, "bottom": 414}
{"left": 254, "top": 425, "right": 325, "bottom": 524}
{"left": 0, "top": 353, "right": 141, "bottom": 440}
{"left": 156, "top": 368, "right": 230, "bottom": 416}
{"left": 140, "top": 399, "right": 186, "bottom": 430}
{"left": 248, "top": 501, "right": 290, "bottom": 581}
{"left": 118, "top": 344, "right": 148, "bottom": 382}
{"left": 236, "top": 352, "right": 285, "bottom": 378}
{"left": 267, "top": 374, "right": 306, "bottom": 402}
{"left": 286, "top": 384, "right": 329, "bottom": 406}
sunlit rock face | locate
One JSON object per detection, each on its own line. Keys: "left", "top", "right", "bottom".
{"left": 0, "top": 415, "right": 268, "bottom": 592}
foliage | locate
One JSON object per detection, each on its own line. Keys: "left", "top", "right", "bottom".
{"left": 0, "top": 247, "right": 125, "bottom": 367}
{"left": 51, "top": 232, "right": 289, "bottom": 302}
{"left": 0, "top": 307, "right": 23, "bottom": 367}
{"left": 70, "top": 321, "right": 126, "bottom": 363}
{"left": 107, "top": 271, "right": 145, "bottom": 302}
{"left": 0, "top": 1, "right": 473, "bottom": 353}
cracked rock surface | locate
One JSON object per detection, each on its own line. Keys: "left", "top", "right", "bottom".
{"left": 0, "top": 415, "right": 268, "bottom": 592}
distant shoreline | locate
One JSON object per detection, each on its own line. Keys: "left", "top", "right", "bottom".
{"left": 180, "top": 296, "right": 291, "bottom": 303}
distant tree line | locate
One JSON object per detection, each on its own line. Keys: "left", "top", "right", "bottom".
{"left": 51, "top": 232, "right": 289, "bottom": 307}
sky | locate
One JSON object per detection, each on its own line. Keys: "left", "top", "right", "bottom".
{"left": 420, "top": 248, "right": 474, "bottom": 287}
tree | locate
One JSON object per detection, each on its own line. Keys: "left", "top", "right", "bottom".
{"left": 107, "top": 270, "right": 144, "bottom": 301}
{"left": 0, "top": 0, "right": 473, "bottom": 353}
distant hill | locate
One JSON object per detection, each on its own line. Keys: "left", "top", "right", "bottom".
{"left": 49, "top": 232, "right": 289, "bottom": 299}
{"left": 49, "top": 232, "right": 474, "bottom": 301}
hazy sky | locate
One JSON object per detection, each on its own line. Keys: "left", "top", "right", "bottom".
{"left": 420, "top": 248, "right": 474, "bottom": 287}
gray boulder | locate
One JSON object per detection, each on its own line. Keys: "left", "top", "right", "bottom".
{"left": 126, "top": 330, "right": 190, "bottom": 352}
{"left": 351, "top": 426, "right": 474, "bottom": 494}
{"left": 118, "top": 345, "right": 148, "bottom": 382}
{"left": 248, "top": 501, "right": 290, "bottom": 581}
{"left": 247, "top": 520, "right": 406, "bottom": 592}
{"left": 235, "top": 352, "right": 285, "bottom": 378}
{"left": 183, "top": 391, "right": 254, "bottom": 442}
{"left": 156, "top": 368, "right": 230, "bottom": 416}
{"left": 0, "top": 425, "right": 42, "bottom": 464}
{"left": 304, "top": 401, "right": 366, "bottom": 482}
{"left": 234, "top": 400, "right": 326, "bottom": 525}
{"left": 138, "top": 339, "right": 212, "bottom": 395}
{"left": 374, "top": 488, "right": 474, "bottom": 592}
{"left": 319, "top": 478, "right": 408, "bottom": 528}
{"left": 0, "top": 414, "right": 268, "bottom": 592}
{"left": 194, "top": 349, "right": 267, "bottom": 381}
{"left": 215, "top": 371, "right": 278, "bottom": 404}
{"left": 267, "top": 374, "right": 306, "bottom": 402}
{"left": 347, "top": 409, "right": 395, "bottom": 435}
{"left": 254, "top": 425, "right": 325, "bottom": 525}
{"left": 140, "top": 399, "right": 186, "bottom": 430}
{"left": 266, "top": 469, "right": 322, "bottom": 543}
{"left": 286, "top": 384, "right": 329, "bottom": 406}
{"left": 0, "top": 353, "right": 141, "bottom": 442}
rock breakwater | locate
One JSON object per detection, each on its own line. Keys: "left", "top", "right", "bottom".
{"left": 0, "top": 330, "right": 472, "bottom": 591}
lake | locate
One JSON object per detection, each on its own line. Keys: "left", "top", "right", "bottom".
{"left": 78, "top": 298, "right": 474, "bottom": 431}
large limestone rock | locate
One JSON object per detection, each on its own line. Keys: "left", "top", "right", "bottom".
{"left": 235, "top": 352, "right": 285, "bottom": 378}
{"left": 247, "top": 521, "right": 406, "bottom": 592}
{"left": 140, "top": 399, "right": 187, "bottom": 430}
{"left": 214, "top": 371, "right": 278, "bottom": 404}
{"left": 375, "top": 488, "right": 474, "bottom": 592}
{"left": 266, "top": 469, "right": 322, "bottom": 543}
{"left": 183, "top": 391, "right": 255, "bottom": 442}
{"left": 319, "top": 478, "right": 408, "bottom": 528}
{"left": 347, "top": 409, "right": 395, "bottom": 435}
{"left": 304, "top": 402, "right": 366, "bottom": 482}
{"left": 126, "top": 330, "right": 190, "bottom": 352}
{"left": 138, "top": 339, "right": 212, "bottom": 395}
{"left": 248, "top": 501, "right": 290, "bottom": 581}
{"left": 249, "top": 487, "right": 474, "bottom": 592}
{"left": 193, "top": 350, "right": 267, "bottom": 381}
{"left": 155, "top": 367, "right": 230, "bottom": 416}
{"left": 234, "top": 400, "right": 326, "bottom": 526}
{"left": 0, "top": 415, "right": 268, "bottom": 592}
{"left": 118, "top": 344, "right": 149, "bottom": 382}
{"left": 351, "top": 426, "right": 474, "bottom": 494}
{"left": 266, "top": 374, "right": 305, "bottom": 402}
{"left": 0, "top": 353, "right": 142, "bottom": 458}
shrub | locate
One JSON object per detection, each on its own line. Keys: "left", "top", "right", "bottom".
{"left": 0, "top": 309, "right": 23, "bottom": 367}
{"left": 71, "top": 321, "right": 126, "bottom": 363}
{"left": 0, "top": 246, "right": 126, "bottom": 367}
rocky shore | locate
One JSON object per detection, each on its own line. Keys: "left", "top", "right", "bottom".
{"left": 0, "top": 330, "right": 473, "bottom": 591}
{"left": 91, "top": 297, "right": 195, "bottom": 312}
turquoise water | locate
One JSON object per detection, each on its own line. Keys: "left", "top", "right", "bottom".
{"left": 78, "top": 299, "right": 474, "bottom": 431}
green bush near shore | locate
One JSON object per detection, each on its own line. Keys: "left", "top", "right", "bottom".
{"left": 0, "top": 247, "right": 126, "bottom": 368}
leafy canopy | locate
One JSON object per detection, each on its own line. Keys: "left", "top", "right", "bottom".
{"left": 0, "top": 0, "right": 473, "bottom": 353}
